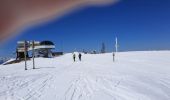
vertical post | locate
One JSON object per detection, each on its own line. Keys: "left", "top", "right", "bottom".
{"left": 24, "top": 41, "right": 27, "bottom": 70}
{"left": 115, "top": 37, "right": 118, "bottom": 53}
{"left": 32, "top": 41, "right": 35, "bottom": 69}
{"left": 113, "top": 52, "right": 115, "bottom": 62}
{"left": 16, "top": 48, "right": 18, "bottom": 60}
{"left": 61, "top": 41, "right": 63, "bottom": 53}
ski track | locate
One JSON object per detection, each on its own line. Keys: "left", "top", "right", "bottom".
{"left": 0, "top": 73, "right": 53, "bottom": 100}
{"left": 0, "top": 51, "right": 170, "bottom": 100}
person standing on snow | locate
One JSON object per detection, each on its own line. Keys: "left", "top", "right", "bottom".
{"left": 73, "top": 53, "right": 76, "bottom": 62}
{"left": 78, "top": 53, "right": 82, "bottom": 61}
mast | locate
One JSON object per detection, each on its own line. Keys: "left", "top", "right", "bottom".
{"left": 115, "top": 37, "right": 118, "bottom": 52}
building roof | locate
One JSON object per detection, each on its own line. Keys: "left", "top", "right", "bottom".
{"left": 40, "top": 41, "right": 54, "bottom": 46}
{"left": 17, "top": 40, "right": 55, "bottom": 52}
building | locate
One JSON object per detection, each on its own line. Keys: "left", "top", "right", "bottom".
{"left": 16, "top": 40, "right": 55, "bottom": 59}
{"left": 34, "top": 41, "right": 55, "bottom": 58}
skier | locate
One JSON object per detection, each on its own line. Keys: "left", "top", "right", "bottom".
{"left": 78, "top": 53, "right": 82, "bottom": 61}
{"left": 113, "top": 52, "right": 115, "bottom": 62}
{"left": 73, "top": 53, "right": 76, "bottom": 62}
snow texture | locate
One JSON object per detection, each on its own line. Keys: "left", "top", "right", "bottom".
{"left": 0, "top": 51, "right": 170, "bottom": 100}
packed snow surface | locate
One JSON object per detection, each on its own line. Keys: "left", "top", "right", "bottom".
{"left": 0, "top": 51, "right": 170, "bottom": 100}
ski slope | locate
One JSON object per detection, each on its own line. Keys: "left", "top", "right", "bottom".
{"left": 0, "top": 51, "right": 170, "bottom": 100}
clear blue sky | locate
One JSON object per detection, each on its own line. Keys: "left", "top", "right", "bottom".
{"left": 0, "top": 0, "right": 170, "bottom": 56}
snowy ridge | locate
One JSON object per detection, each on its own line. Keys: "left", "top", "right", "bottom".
{"left": 0, "top": 57, "right": 12, "bottom": 65}
{"left": 0, "top": 51, "right": 170, "bottom": 100}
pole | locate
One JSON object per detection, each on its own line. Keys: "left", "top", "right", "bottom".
{"left": 115, "top": 37, "right": 118, "bottom": 52}
{"left": 61, "top": 41, "right": 63, "bottom": 53}
{"left": 24, "top": 41, "right": 27, "bottom": 70}
{"left": 32, "top": 41, "right": 35, "bottom": 69}
{"left": 113, "top": 52, "right": 115, "bottom": 62}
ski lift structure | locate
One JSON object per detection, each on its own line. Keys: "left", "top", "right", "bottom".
{"left": 16, "top": 40, "right": 55, "bottom": 60}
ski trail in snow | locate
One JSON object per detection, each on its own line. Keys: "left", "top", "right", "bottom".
{"left": 0, "top": 74, "right": 47, "bottom": 95}
{"left": 59, "top": 62, "right": 163, "bottom": 100}
{"left": 0, "top": 73, "right": 53, "bottom": 100}
{"left": 0, "top": 51, "right": 170, "bottom": 100}
{"left": 23, "top": 75, "right": 53, "bottom": 100}
{"left": 61, "top": 72, "right": 123, "bottom": 100}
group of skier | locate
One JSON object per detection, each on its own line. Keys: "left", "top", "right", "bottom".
{"left": 73, "top": 53, "right": 82, "bottom": 62}
{"left": 72, "top": 52, "right": 115, "bottom": 62}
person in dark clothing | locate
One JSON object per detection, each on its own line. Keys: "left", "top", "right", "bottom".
{"left": 73, "top": 53, "right": 76, "bottom": 62}
{"left": 78, "top": 53, "right": 82, "bottom": 61}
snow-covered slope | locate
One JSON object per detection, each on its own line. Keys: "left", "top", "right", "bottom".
{"left": 0, "top": 51, "right": 170, "bottom": 100}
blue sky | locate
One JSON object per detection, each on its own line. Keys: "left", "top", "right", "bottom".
{"left": 0, "top": 0, "right": 170, "bottom": 56}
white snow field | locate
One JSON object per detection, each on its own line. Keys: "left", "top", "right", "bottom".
{"left": 0, "top": 51, "right": 170, "bottom": 100}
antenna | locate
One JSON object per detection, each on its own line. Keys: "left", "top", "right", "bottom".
{"left": 115, "top": 37, "right": 118, "bottom": 52}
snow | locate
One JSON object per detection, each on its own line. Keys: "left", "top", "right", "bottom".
{"left": 2, "top": 58, "right": 15, "bottom": 65}
{"left": 0, "top": 51, "right": 170, "bottom": 100}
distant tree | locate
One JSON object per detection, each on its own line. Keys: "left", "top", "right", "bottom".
{"left": 101, "top": 42, "right": 106, "bottom": 53}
